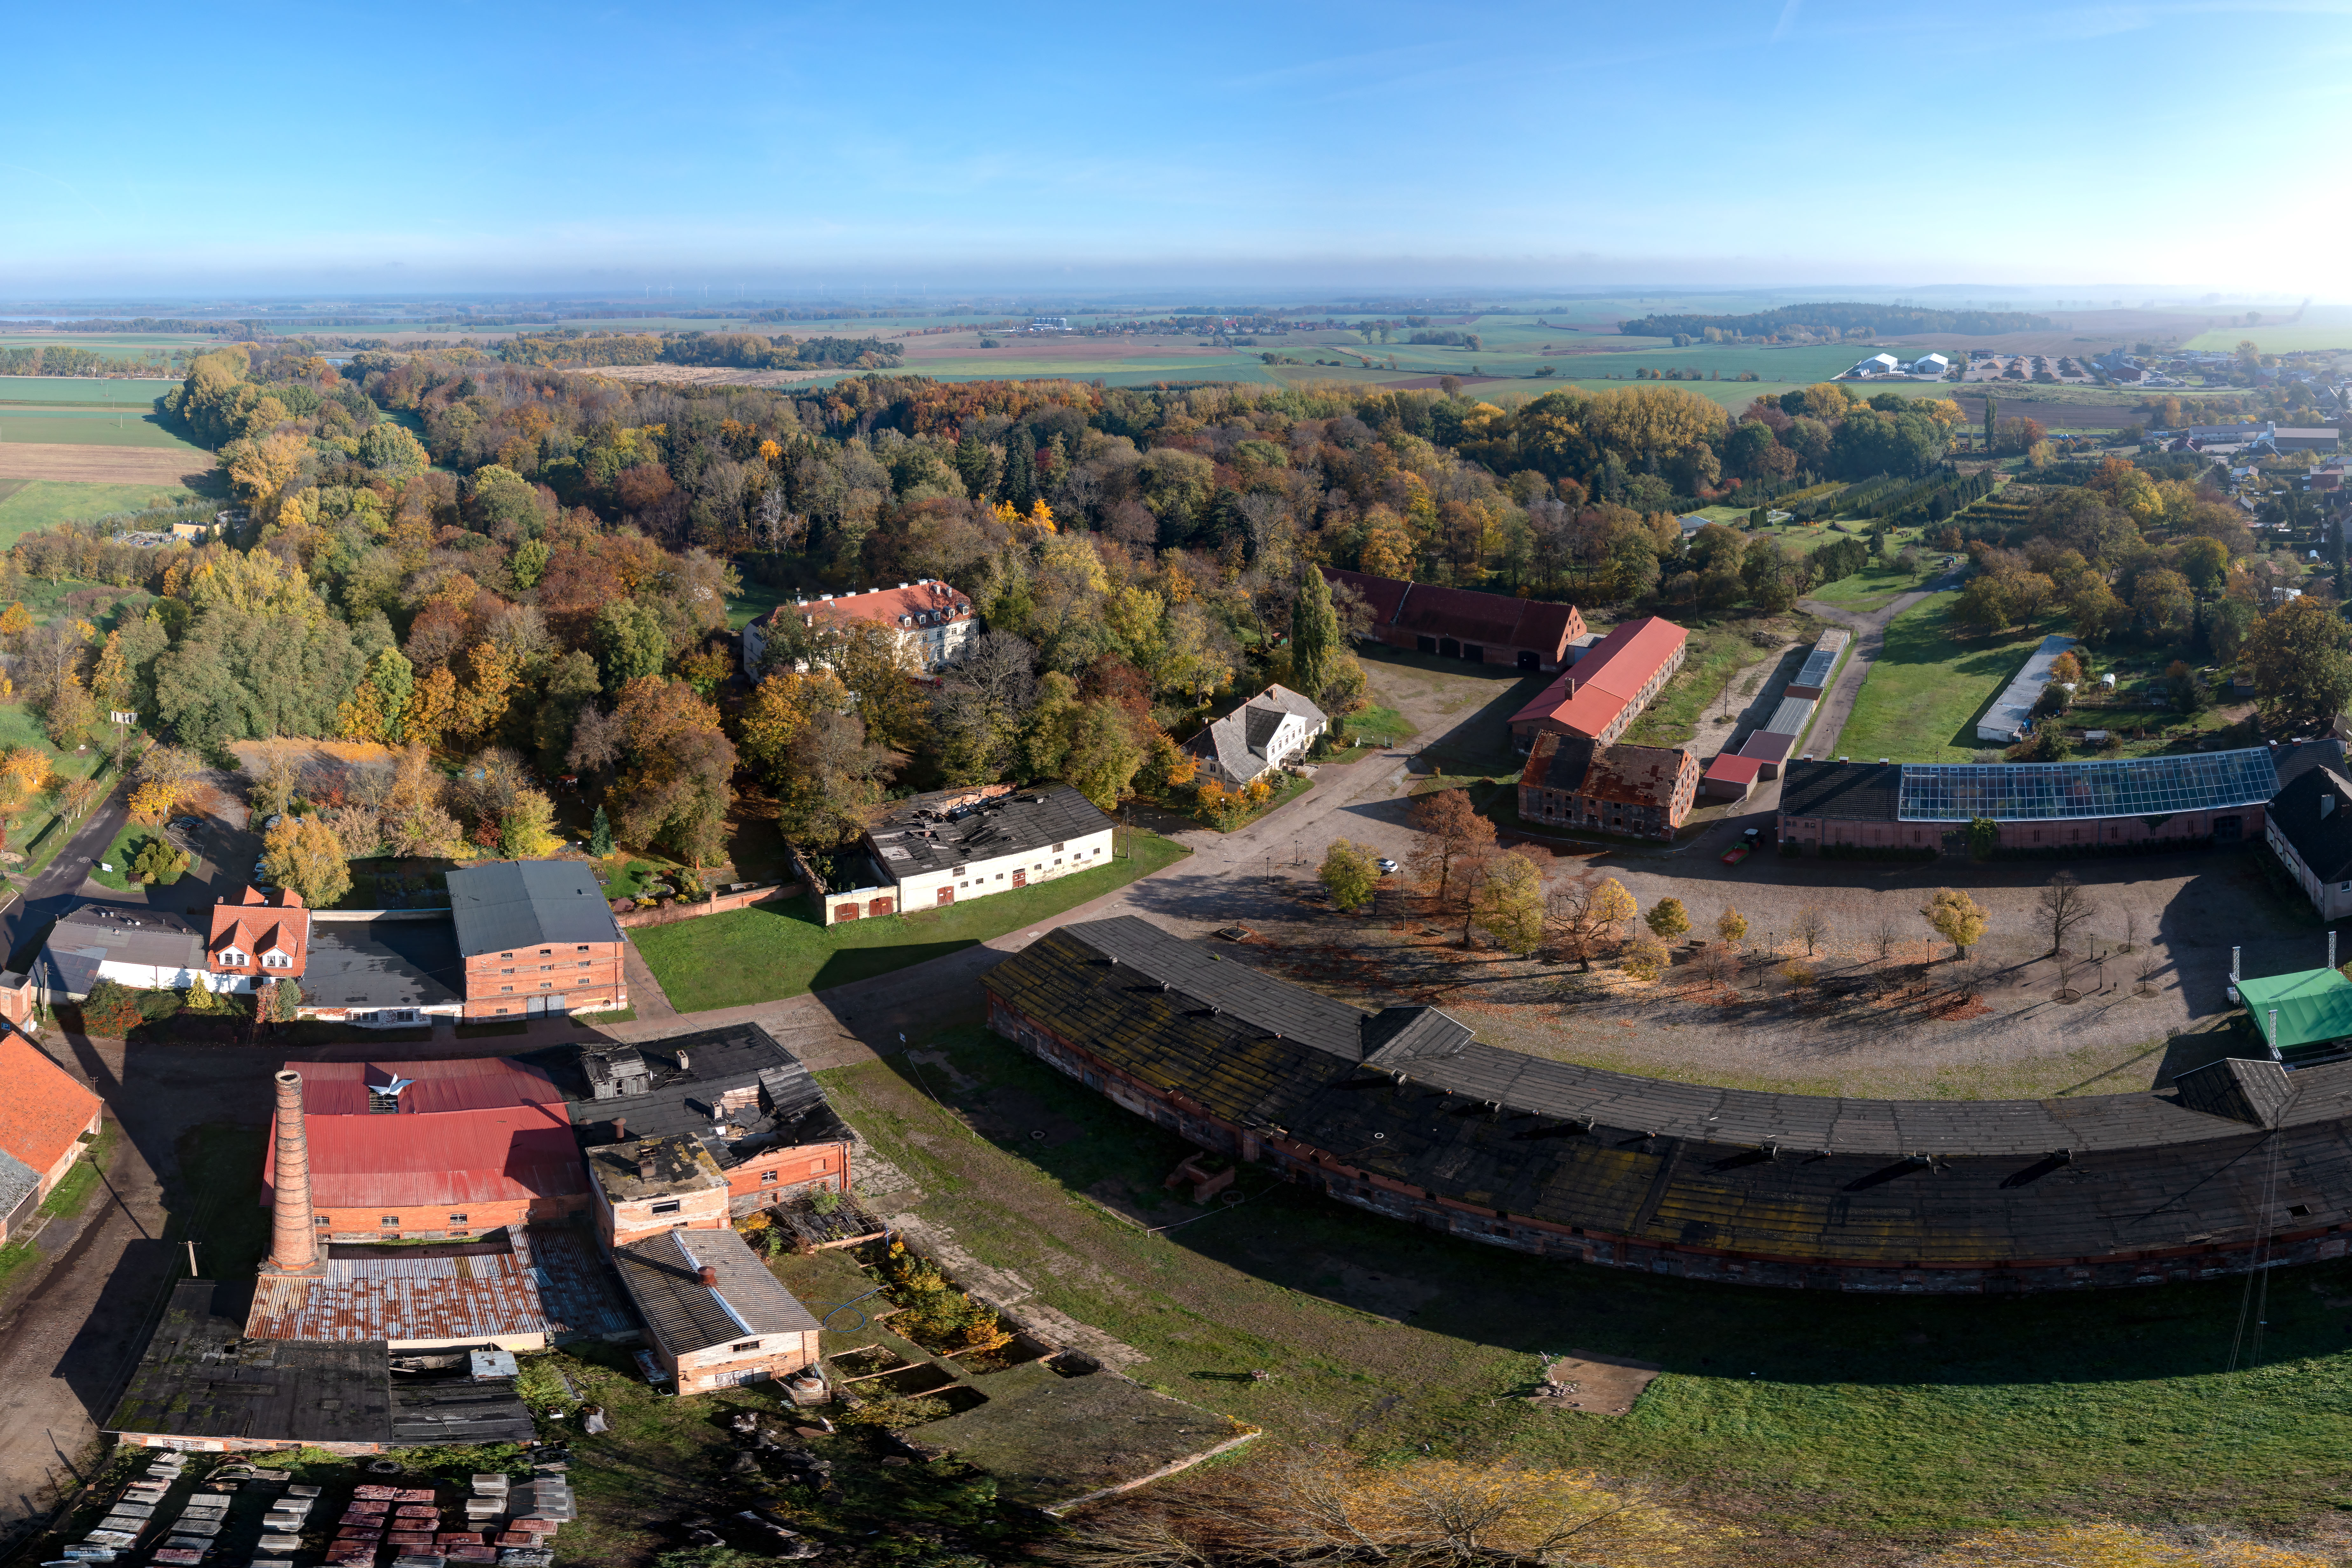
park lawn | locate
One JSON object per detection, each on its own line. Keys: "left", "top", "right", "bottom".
{"left": 726, "top": 576, "right": 795, "bottom": 632}
{"left": 1835, "top": 593, "right": 2052, "bottom": 763}
{"left": 822, "top": 1020, "right": 2352, "bottom": 1548}
{"left": 0, "top": 479, "right": 202, "bottom": 549}
{"left": 0, "top": 377, "right": 180, "bottom": 406}
{"left": 1332, "top": 704, "right": 1414, "bottom": 748}
{"left": 0, "top": 701, "right": 113, "bottom": 879}
{"left": 633, "top": 829, "right": 1188, "bottom": 1012}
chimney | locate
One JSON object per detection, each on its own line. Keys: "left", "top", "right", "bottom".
{"left": 265, "top": 1070, "right": 321, "bottom": 1275}
{"left": 637, "top": 1147, "right": 656, "bottom": 1182}
{"left": 611, "top": 1115, "right": 626, "bottom": 1142}
{"left": 698, "top": 1265, "right": 719, "bottom": 1287}
{"left": 676, "top": 1050, "right": 691, "bottom": 1072}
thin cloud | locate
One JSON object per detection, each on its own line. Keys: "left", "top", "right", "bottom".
{"left": 1770, "top": 0, "right": 1801, "bottom": 41}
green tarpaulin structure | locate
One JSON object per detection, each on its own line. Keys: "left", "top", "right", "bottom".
{"left": 2235, "top": 967, "right": 2352, "bottom": 1060}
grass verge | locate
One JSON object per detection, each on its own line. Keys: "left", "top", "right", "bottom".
{"left": 634, "top": 829, "right": 1188, "bottom": 1012}
{"left": 37, "top": 1121, "right": 116, "bottom": 1219}
{"left": 1619, "top": 624, "right": 1754, "bottom": 748}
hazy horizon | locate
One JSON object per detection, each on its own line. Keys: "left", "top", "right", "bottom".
{"left": 4, "top": 0, "right": 2347, "bottom": 296}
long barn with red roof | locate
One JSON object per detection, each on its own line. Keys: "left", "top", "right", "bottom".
{"left": 1320, "top": 567, "right": 1586, "bottom": 671}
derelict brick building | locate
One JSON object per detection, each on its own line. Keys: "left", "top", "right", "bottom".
{"left": 984, "top": 917, "right": 2352, "bottom": 1294}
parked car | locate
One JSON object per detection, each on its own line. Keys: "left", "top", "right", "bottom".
{"left": 261, "top": 814, "right": 284, "bottom": 831}
{"left": 1377, "top": 857, "right": 1399, "bottom": 874}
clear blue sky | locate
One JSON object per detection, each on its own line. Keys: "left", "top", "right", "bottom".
{"left": 2, "top": 0, "right": 2346, "bottom": 297}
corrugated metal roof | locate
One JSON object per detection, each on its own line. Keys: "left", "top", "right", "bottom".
{"left": 245, "top": 1237, "right": 554, "bottom": 1343}
{"left": 290, "top": 1057, "right": 564, "bottom": 1116}
{"left": 264, "top": 1105, "right": 585, "bottom": 1207}
{"left": 448, "top": 861, "right": 622, "bottom": 956}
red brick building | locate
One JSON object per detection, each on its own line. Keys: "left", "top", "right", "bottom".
{"left": 1517, "top": 732, "right": 1699, "bottom": 840}
{"left": 1321, "top": 567, "right": 1586, "bottom": 671}
{"left": 448, "top": 861, "right": 628, "bottom": 1019}
{"left": 0, "top": 1034, "right": 102, "bottom": 1242}
{"left": 1507, "top": 616, "right": 1688, "bottom": 750}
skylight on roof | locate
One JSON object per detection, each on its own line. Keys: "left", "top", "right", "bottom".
{"left": 1897, "top": 749, "right": 2281, "bottom": 822}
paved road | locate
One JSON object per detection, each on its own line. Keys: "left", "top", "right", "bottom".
{"left": 1798, "top": 568, "right": 1963, "bottom": 762}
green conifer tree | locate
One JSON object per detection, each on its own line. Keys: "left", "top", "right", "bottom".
{"left": 590, "top": 804, "right": 614, "bottom": 857}
{"left": 1289, "top": 568, "right": 1344, "bottom": 709}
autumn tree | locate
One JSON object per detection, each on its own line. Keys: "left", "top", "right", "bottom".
{"left": 1406, "top": 788, "right": 1496, "bottom": 907}
{"left": 1548, "top": 871, "right": 1636, "bottom": 971}
{"left": 264, "top": 815, "right": 352, "bottom": 908}
{"left": 2245, "top": 596, "right": 2352, "bottom": 731}
{"left": 1318, "top": 839, "right": 1380, "bottom": 913}
{"left": 1472, "top": 851, "right": 1546, "bottom": 955}
{"left": 1922, "top": 887, "right": 1988, "bottom": 959}
{"left": 609, "top": 676, "right": 738, "bottom": 867}
{"left": 1791, "top": 902, "right": 1829, "bottom": 956}
{"left": 1716, "top": 904, "right": 1749, "bottom": 946}
{"left": 1645, "top": 896, "right": 1690, "bottom": 942}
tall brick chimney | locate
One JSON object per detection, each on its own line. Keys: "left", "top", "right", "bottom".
{"left": 265, "top": 1069, "right": 322, "bottom": 1275}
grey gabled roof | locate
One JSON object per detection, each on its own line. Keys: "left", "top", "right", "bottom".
{"left": 0, "top": 1147, "right": 39, "bottom": 1224}
{"left": 613, "top": 1226, "right": 819, "bottom": 1357}
{"left": 304, "top": 922, "right": 464, "bottom": 1009}
{"left": 2269, "top": 765, "right": 2352, "bottom": 883}
{"left": 1181, "top": 684, "right": 1327, "bottom": 777}
{"left": 447, "top": 861, "right": 622, "bottom": 956}
{"left": 864, "top": 785, "right": 1112, "bottom": 882}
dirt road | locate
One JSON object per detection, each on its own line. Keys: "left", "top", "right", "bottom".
{"left": 1798, "top": 567, "right": 1962, "bottom": 760}
{"left": 0, "top": 444, "right": 215, "bottom": 485}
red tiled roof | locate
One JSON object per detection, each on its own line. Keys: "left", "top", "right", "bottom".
{"left": 1509, "top": 617, "right": 1688, "bottom": 735}
{"left": 758, "top": 580, "right": 973, "bottom": 635}
{"left": 286, "top": 1057, "right": 564, "bottom": 1116}
{"left": 264, "top": 1104, "right": 584, "bottom": 1208}
{"left": 0, "top": 1035, "right": 100, "bottom": 1178}
{"left": 210, "top": 887, "right": 310, "bottom": 977}
{"left": 1704, "top": 754, "right": 1766, "bottom": 784}
{"left": 1322, "top": 568, "right": 1581, "bottom": 657}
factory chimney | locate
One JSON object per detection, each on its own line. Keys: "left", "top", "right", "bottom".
{"left": 264, "top": 1070, "right": 322, "bottom": 1275}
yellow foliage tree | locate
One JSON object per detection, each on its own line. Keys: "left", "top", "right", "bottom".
{"left": 0, "top": 602, "right": 30, "bottom": 641}
{"left": 128, "top": 779, "right": 181, "bottom": 826}
{"left": 1921, "top": 1522, "right": 2331, "bottom": 1568}
{"left": 1922, "top": 887, "right": 1989, "bottom": 959}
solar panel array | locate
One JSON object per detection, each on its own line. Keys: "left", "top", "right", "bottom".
{"left": 1897, "top": 748, "right": 2281, "bottom": 822}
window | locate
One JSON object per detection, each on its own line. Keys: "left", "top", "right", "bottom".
{"left": 263, "top": 951, "right": 290, "bottom": 968}
{"left": 650, "top": 1199, "right": 681, "bottom": 1216}
{"left": 1053, "top": 842, "right": 1064, "bottom": 852}
{"left": 380, "top": 1216, "right": 400, "bottom": 1226}
{"left": 501, "top": 967, "right": 514, "bottom": 975}
{"left": 496, "top": 1006, "right": 510, "bottom": 1014}
{"left": 540, "top": 948, "right": 551, "bottom": 955}
{"left": 501, "top": 952, "right": 512, "bottom": 958}
{"left": 760, "top": 1170, "right": 778, "bottom": 1184}
{"left": 314, "top": 1215, "right": 330, "bottom": 1226}
{"left": 730, "top": 1339, "right": 762, "bottom": 1353}
{"left": 500, "top": 986, "right": 513, "bottom": 993}
{"left": 449, "top": 1213, "right": 468, "bottom": 1224}
{"left": 219, "top": 948, "right": 247, "bottom": 966}
{"left": 578, "top": 961, "right": 591, "bottom": 968}
{"left": 540, "top": 981, "right": 551, "bottom": 989}
{"left": 577, "top": 945, "right": 589, "bottom": 952}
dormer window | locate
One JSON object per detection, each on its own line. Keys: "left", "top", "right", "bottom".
{"left": 218, "top": 948, "right": 248, "bottom": 967}
{"left": 262, "top": 951, "right": 291, "bottom": 968}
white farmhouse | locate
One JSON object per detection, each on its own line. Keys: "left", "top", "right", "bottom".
{"left": 1180, "top": 684, "right": 1329, "bottom": 786}
{"left": 742, "top": 579, "right": 977, "bottom": 677}
{"left": 817, "top": 784, "right": 1118, "bottom": 926}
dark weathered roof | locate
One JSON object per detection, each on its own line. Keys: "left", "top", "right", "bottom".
{"left": 389, "top": 1376, "right": 537, "bottom": 1445}
{"left": 2174, "top": 1057, "right": 2292, "bottom": 1127}
{"left": 864, "top": 784, "right": 1112, "bottom": 883}
{"left": 1320, "top": 567, "right": 1582, "bottom": 655}
{"left": 1779, "top": 760, "right": 1903, "bottom": 821}
{"left": 109, "top": 1280, "right": 391, "bottom": 1444}
{"left": 2271, "top": 738, "right": 2345, "bottom": 793}
{"left": 613, "top": 1226, "right": 820, "bottom": 1357}
{"left": 2268, "top": 765, "right": 2352, "bottom": 882}
{"left": 529, "top": 1022, "right": 850, "bottom": 1169}
{"left": 1523, "top": 734, "right": 1691, "bottom": 808}
{"left": 984, "top": 918, "right": 2352, "bottom": 1269}
{"left": 447, "top": 861, "right": 622, "bottom": 956}
{"left": 304, "top": 921, "right": 464, "bottom": 1009}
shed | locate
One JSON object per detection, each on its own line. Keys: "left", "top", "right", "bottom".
{"left": 2235, "top": 968, "right": 2352, "bottom": 1065}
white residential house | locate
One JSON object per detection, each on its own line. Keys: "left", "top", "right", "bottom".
{"left": 35, "top": 906, "right": 206, "bottom": 999}
{"left": 742, "top": 580, "right": 977, "bottom": 677}
{"left": 1908, "top": 353, "right": 1951, "bottom": 377}
{"left": 1180, "top": 684, "right": 1329, "bottom": 786}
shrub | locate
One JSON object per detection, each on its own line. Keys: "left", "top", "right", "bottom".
{"left": 838, "top": 1394, "right": 952, "bottom": 1429}
{"left": 880, "top": 1239, "right": 1012, "bottom": 1357}
{"left": 131, "top": 836, "right": 190, "bottom": 885}
{"left": 79, "top": 980, "right": 147, "bottom": 1036}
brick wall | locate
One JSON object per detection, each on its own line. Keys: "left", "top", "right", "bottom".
{"left": 664, "top": 1328, "right": 822, "bottom": 1393}
{"left": 615, "top": 883, "right": 804, "bottom": 929}
{"left": 464, "top": 940, "right": 627, "bottom": 1019}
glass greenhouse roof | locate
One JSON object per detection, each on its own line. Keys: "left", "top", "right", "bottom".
{"left": 1897, "top": 749, "right": 2281, "bottom": 822}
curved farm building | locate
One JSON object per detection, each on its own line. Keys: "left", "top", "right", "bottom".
{"left": 984, "top": 917, "right": 2352, "bottom": 1294}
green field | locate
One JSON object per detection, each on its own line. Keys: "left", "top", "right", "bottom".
{"left": 0, "top": 480, "right": 205, "bottom": 547}
{"left": 0, "top": 376, "right": 179, "bottom": 407}
{"left": 1834, "top": 592, "right": 2051, "bottom": 762}
{"left": 0, "top": 409, "right": 210, "bottom": 450}
{"left": 633, "top": 830, "right": 1188, "bottom": 1011}
{"left": 2183, "top": 326, "right": 2352, "bottom": 355}
{"left": 0, "top": 332, "right": 214, "bottom": 359}
{"left": 824, "top": 1020, "right": 2352, "bottom": 1548}
{"left": 1803, "top": 558, "right": 1935, "bottom": 612}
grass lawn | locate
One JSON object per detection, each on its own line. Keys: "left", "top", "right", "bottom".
{"left": 0, "top": 408, "right": 212, "bottom": 450}
{"left": 89, "top": 820, "right": 174, "bottom": 891}
{"left": 1331, "top": 704, "right": 1415, "bottom": 748}
{"left": 1805, "top": 560, "right": 1934, "bottom": 612}
{"left": 725, "top": 575, "right": 796, "bottom": 632}
{"left": 1836, "top": 594, "right": 2052, "bottom": 764}
{"left": 634, "top": 829, "right": 1188, "bottom": 1012}
{"left": 820, "top": 1018, "right": 2352, "bottom": 1553}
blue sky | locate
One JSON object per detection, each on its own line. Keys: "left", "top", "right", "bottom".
{"left": 3, "top": 0, "right": 2347, "bottom": 296}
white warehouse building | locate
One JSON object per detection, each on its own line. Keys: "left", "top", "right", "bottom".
{"left": 815, "top": 785, "right": 1117, "bottom": 927}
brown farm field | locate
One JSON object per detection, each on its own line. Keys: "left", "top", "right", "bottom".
{"left": 0, "top": 443, "right": 217, "bottom": 485}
